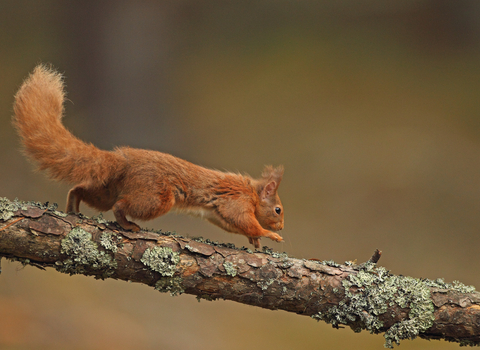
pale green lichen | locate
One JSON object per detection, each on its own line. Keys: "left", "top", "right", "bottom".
{"left": 322, "top": 260, "right": 341, "bottom": 268}
{"left": 223, "top": 262, "right": 238, "bottom": 277}
{"left": 280, "top": 258, "right": 294, "bottom": 269}
{"left": 257, "top": 278, "right": 275, "bottom": 291}
{"left": 52, "top": 210, "right": 68, "bottom": 217}
{"left": 92, "top": 213, "right": 108, "bottom": 225}
{"left": 262, "top": 246, "right": 274, "bottom": 254}
{"left": 0, "top": 197, "right": 28, "bottom": 221}
{"left": 312, "top": 264, "right": 436, "bottom": 348}
{"left": 19, "top": 258, "right": 30, "bottom": 266}
{"left": 100, "top": 232, "right": 119, "bottom": 253}
{"left": 155, "top": 277, "right": 184, "bottom": 296}
{"left": 271, "top": 251, "right": 289, "bottom": 259}
{"left": 0, "top": 197, "right": 67, "bottom": 221}
{"left": 56, "top": 227, "right": 117, "bottom": 276}
{"left": 423, "top": 278, "right": 476, "bottom": 294}
{"left": 141, "top": 246, "right": 179, "bottom": 277}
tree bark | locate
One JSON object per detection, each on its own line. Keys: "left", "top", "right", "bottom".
{"left": 1, "top": 198, "right": 479, "bottom": 348}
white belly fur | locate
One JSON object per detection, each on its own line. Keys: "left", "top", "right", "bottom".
{"left": 173, "top": 206, "right": 216, "bottom": 220}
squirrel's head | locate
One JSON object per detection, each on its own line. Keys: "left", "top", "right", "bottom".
{"left": 255, "top": 165, "right": 284, "bottom": 232}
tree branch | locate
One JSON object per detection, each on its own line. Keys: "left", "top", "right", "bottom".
{"left": 1, "top": 198, "right": 479, "bottom": 348}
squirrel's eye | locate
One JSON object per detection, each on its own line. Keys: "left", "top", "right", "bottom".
{"left": 275, "top": 207, "right": 282, "bottom": 215}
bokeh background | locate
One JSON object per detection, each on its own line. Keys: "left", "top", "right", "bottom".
{"left": 1, "top": 1, "right": 480, "bottom": 349}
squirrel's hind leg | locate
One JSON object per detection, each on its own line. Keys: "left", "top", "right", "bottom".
{"left": 112, "top": 191, "right": 175, "bottom": 232}
{"left": 66, "top": 186, "right": 83, "bottom": 213}
{"left": 67, "top": 184, "right": 118, "bottom": 213}
{"left": 113, "top": 199, "right": 141, "bottom": 232}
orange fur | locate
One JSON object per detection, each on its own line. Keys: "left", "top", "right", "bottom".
{"left": 13, "top": 64, "right": 284, "bottom": 248}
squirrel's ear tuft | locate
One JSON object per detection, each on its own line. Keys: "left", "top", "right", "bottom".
{"left": 262, "top": 165, "right": 284, "bottom": 184}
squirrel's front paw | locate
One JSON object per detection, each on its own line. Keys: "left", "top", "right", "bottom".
{"left": 266, "top": 231, "right": 284, "bottom": 243}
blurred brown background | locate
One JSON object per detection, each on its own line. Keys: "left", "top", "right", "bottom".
{"left": 1, "top": 1, "right": 480, "bottom": 349}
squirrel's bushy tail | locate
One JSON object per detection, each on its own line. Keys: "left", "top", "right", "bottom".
{"left": 13, "top": 64, "right": 120, "bottom": 185}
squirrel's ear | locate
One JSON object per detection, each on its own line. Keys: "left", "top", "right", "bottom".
{"left": 260, "top": 165, "right": 283, "bottom": 200}
{"left": 262, "top": 181, "right": 278, "bottom": 199}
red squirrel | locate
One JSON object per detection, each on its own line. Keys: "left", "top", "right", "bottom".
{"left": 12, "top": 64, "right": 284, "bottom": 248}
